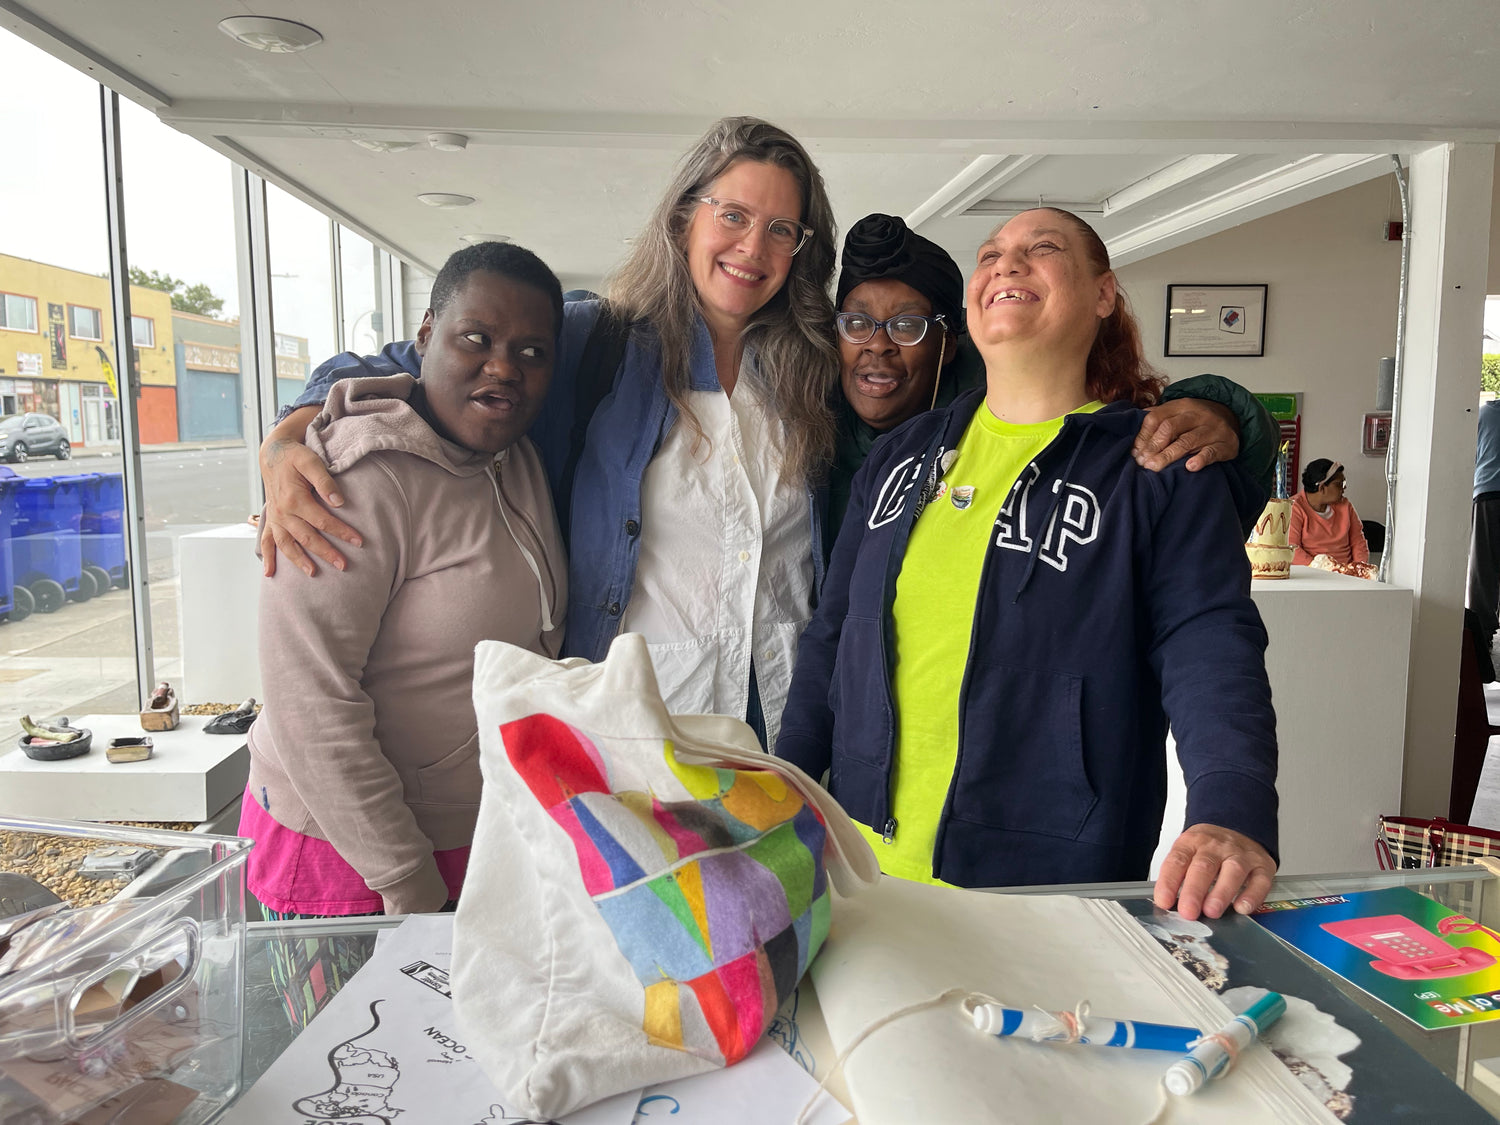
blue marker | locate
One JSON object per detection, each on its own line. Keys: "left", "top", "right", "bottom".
{"left": 1163, "top": 991, "right": 1286, "bottom": 1096}
{"left": 970, "top": 1001, "right": 1202, "bottom": 1053}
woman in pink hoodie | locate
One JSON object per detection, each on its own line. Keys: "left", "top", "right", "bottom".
{"left": 243, "top": 243, "right": 567, "bottom": 919}
{"left": 1290, "top": 457, "right": 1369, "bottom": 567}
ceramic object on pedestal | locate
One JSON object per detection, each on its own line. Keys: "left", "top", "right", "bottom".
{"left": 140, "top": 681, "right": 180, "bottom": 732}
{"left": 1247, "top": 498, "right": 1294, "bottom": 580}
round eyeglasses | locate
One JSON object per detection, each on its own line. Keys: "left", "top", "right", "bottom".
{"left": 697, "top": 197, "right": 813, "bottom": 257}
{"left": 835, "top": 311, "right": 947, "bottom": 347}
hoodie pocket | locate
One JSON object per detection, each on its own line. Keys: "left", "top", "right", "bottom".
{"left": 950, "top": 662, "right": 1096, "bottom": 839}
{"left": 416, "top": 731, "right": 482, "bottom": 807}
{"left": 830, "top": 615, "right": 886, "bottom": 769}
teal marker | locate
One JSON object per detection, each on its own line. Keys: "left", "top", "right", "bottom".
{"left": 1163, "top": 991, "right": 1286, "bottom": 1096}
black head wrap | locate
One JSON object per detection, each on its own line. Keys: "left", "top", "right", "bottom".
{"left": 835, "top": 214, "right": 965, "bottom": 334}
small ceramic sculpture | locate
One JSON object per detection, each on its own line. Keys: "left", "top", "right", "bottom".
{"left": 140, "top": 681, "right": 180, "bottom": 732}
{"left": 204, "top": 697, "right": 258, "bottom": 735}
{"left": 18, "top": 716, "right": 91, "bottom": 762}
{"left": 1246, "top": 498, "right": 1295, "bottom": 580}
{"left": 106, "top": 736, "right": 155, "bottom": 763}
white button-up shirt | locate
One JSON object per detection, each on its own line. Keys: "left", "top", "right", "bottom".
{"left": 621, "top": 375, "right": 814, "bottom": 748}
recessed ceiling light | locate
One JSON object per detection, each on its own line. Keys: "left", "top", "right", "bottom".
{"left": 218, "top": 16, "right": 323, "bottom": 53}
{"left": 459, "top": 233, "right": 510, "bottom": 245}
{"left": 428, "top": 133, "right": 469, "bottom": 152}
{"left": 417, "top": 193, "right": 476, "bottom": 208}
{"left": 352, "top": 139, "right": 417, "bottom": 154}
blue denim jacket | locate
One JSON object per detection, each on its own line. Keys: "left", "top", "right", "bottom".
{"left": 291, "top": 300, "right": 826, "bottom": 662}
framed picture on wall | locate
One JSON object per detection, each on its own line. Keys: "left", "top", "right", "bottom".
{"left": 1164, "top": 283, "right": 1268, "bottom": 357}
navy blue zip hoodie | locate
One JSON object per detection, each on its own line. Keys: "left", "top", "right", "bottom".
{"left": 775, "top": 388, "right": 1278, "bottom": 888}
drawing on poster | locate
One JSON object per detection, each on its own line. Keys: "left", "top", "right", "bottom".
{"left": 400, "top": 960, "right": 453, "bottom": 998}
{"left": 473, "top": 1105, "right": 560, "bottom": 1124}
{"left": 632, "top": 1095, "right": 682, "bottom": 1118}
{"left": 766, "top": 987, "right": 815, "bottom": 1075}
{"left": 291, "top": 999, "right": 403, "bottom": 1122}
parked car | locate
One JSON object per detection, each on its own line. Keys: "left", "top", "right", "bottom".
{"left": 0, "top": 413, "right": 70, "bottom": 462}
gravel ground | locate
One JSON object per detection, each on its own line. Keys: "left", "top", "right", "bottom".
{"left": 0, "top": 830, "right": 158, "bottom": 907}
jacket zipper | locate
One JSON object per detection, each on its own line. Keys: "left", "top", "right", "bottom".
{"left": 876, "top": 432, "right": 948, "bottom": 844}
{"left": 930, "top": 417, "right": 1083, "bottom": 881}
{"left": 488, "top": 458, "right": 557, "bottom": 632}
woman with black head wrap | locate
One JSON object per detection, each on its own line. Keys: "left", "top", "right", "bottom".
{"left": 827, "top": 213, "right": 1278, "bottom": 539}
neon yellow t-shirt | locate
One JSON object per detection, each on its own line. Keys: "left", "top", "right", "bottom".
{"left": 856, "top": 399, "right": 1104, "bottom": 883}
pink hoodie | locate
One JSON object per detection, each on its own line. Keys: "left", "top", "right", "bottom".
{"left": 247, "top": 375, "right": 565, "bottom": 914}
{"left": 1290, "top": 490, "right": 1369, "bottom": 566}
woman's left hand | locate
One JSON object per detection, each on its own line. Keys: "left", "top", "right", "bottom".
{"left": 1153, "top": 823, "right": 1277, "bottom": 921}
{"left": 1133, "top": 398, "right": 1241, "bottom": 473}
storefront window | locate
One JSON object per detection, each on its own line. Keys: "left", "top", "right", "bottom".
{"left": 266, "top": 185, "right": 335, "bottom": 410}
{"left": 118, "top": 96, "right": 252, "bottom": 690}
{"left": 0, "top": 28, "right": 136, "bottom": 730}
{"left": 339, "top": 226, "right": 382, "bottom": 355}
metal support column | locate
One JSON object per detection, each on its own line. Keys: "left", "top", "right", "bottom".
{"left": 330, "top": 220, "right": 346, "bottom": 355}
{"left": 232, "top": 168, "right": 279, "bottom": 513}
{"left": 99, "top": 87, "right": 153, "bottom": 706}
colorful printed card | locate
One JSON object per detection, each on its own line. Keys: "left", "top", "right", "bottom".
{"left": 1253, "top": 887, "right": 1500, "bottom": 1029}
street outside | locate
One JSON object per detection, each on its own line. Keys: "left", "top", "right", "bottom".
{"left": 1, "top": 444, "right": 256, "bottom": 734}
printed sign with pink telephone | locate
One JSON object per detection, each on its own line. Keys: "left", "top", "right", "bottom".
{"left": 1253, "top": 887, "right": 1500, "bottom": 1029}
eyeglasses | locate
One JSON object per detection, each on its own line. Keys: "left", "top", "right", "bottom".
{"left": 835, "top": 311, "right": 947, "bottom": 347}
{"left": 697, "top": 197, "right": 813, "bottom": 257}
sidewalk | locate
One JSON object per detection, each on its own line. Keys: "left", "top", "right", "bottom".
{"left": 69, "top": 438, "right": 247, "bottom": 459}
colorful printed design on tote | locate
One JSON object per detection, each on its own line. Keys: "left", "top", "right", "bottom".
{"left": 501, "top": 714, "right": 830, "bottom": 1065}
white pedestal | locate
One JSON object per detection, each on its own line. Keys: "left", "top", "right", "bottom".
{"left": 1153, "top": 566, "right": 1413, "bottom": 878}
{"left": 178, "top": 524, "right": 262, "bottom": 705}
{"left": 0, "top": 714, "right": 250, "bottom": 822}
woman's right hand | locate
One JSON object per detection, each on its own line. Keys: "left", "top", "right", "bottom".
{"left": 258, "top": 405, "right": 363, "bottom": 577}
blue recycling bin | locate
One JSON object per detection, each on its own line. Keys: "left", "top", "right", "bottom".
{"left": 79, "top": 472, "right": 127, "bottom": 588}
{"left": 0, "top": 469, "right": 18, "bottom": 619}
{"left": 11, "top": 474, "right": 87, "bottom": 613}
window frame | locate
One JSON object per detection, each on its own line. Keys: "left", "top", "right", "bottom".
{"left": 131, "top": 314, "right": 155, "bottom": 348}
{"left": 68, "top": 303, "right": 104, "bottom": 341}
{"left": 0, "top": 291, "right": 40, "bottom": 334}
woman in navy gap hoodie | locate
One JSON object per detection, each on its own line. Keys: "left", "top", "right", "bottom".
{"left": 775, "top": 208, "right": 1277, "bottom": 922}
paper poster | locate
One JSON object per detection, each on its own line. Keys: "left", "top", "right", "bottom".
{"left": 635, "top": 1037, "right": 847, "bottom": 1125}
{"left": 223, "top": 915, "right": 639, "bottom": 1125}
{"left": 1253, "top": 887, "right": 1500, "bottom": 1029}
{"left": 230, "top": 914, "right": 847, "bottom": 1125}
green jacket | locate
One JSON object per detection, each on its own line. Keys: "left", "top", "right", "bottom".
{"left": 826, "top": 346, "right": 1277, "bottom": 544}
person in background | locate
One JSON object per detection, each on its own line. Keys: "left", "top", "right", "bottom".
{"left": 778, "top": 208, "right": 1277, "bottom": 921}
{"left": 1289, "top": 458, "right": 1369, "bottom": 567}
{"left": 1468, "top": 399, "right": 1500, "bottom": 682}
{"left": 828, "top": 214, "right": 1278, "bottom": 537}
{"left": 245, "top": 242, "right": 566, "bottom": 919}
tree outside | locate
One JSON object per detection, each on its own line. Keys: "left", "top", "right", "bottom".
{"left": 128, "top": 266, "right": 225, "bottom": 318}
{"left": 1484, "top": 354, "right": 1500, "bottom": 397}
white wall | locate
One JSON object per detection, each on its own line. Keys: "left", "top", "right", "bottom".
{"left": 1116, "top": 175, "right": 1404, "bottom": 516}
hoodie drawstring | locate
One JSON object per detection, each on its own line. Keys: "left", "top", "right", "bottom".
{"left": 489, "top": 457, "right": 557, "bottom": 633}
{"left": 1013, "top": 425, "right": 1091, "bottom": 601}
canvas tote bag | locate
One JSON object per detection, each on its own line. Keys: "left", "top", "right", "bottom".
{"left": 452, "top": 633, "right": 880, "bottom": 1119}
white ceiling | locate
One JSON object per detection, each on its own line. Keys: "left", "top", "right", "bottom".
{"left": 4, "top": 0, "right": 1498, "bottom": 285}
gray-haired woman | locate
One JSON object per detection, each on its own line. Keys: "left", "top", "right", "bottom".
{"left": 257, "top": 116, "right": 839, "bottom": 747}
